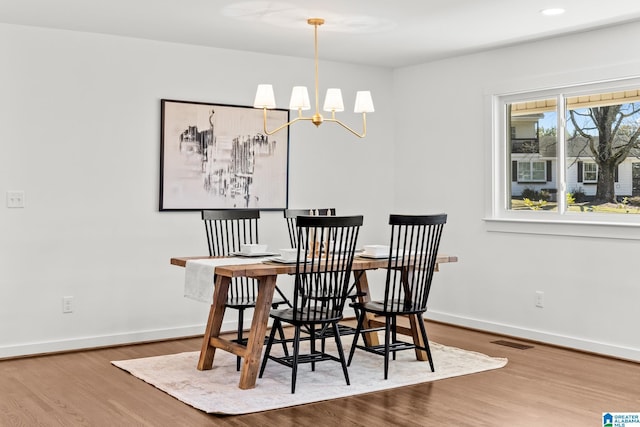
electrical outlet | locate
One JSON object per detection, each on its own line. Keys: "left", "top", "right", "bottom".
{"left": 6, "top": 190, "right": 25, "bottom": 208}
{"left": 535, "top": 291, "right": 544, "bottom": 308}
{"left": 62, "top": 296, "right": 74, "bottom": 313}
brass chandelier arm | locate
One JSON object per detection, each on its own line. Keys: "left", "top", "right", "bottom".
{"left": 261, "top": 108, "right": 368, "bottom": 138}
{"left": 324, "top": 115, "right": 368, "bottom": 138}
{"left": 260, "top": 108, "right": 313, "bottom": 136}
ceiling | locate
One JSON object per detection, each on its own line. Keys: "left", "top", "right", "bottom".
{"left": 2, "top": 0, "right": 640, "bottom": 68}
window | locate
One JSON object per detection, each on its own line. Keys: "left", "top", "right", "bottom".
{"left": 517, "top": 161, "right": 546, "bottom": 182}
{"left": 582, "top": 163, "right": 598, "bottom": 183}
{"left": 489, "top": 76, "right": 640, "bottom": 235}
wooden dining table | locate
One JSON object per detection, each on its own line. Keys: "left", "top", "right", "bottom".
{"left": 171, "top": 254, "right": 458, "bottom": 390}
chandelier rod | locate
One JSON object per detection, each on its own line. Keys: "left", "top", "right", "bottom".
{"left": 312, "top": 18, "right": 321, "bottom": 123}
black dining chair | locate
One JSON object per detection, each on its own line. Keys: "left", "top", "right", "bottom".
{"left": 201, "top": 209, "right": 288, "bottom": 371}
{"left": 284, "top": 208, "right": 361, "bottom": 340}
{"left": 348, "top": 213, "right": 447, "bottom": 379}
{"left": 259, "top": 215, "right": 363, "bottom": 393}
{"left": 283, "top": 208, "right": 336, "bottom": 248}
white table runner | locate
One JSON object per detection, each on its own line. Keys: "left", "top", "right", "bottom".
{"left": 184, "top": 257, "right": 269, "bottom": 303}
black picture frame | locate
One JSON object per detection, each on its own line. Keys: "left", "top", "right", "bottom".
{"left": 159, "top": 99, "right": 290, "bottom": 211}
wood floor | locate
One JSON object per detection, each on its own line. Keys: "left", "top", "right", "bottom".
{"left": 1, "top": 321, "right": 638, "bottom": 426}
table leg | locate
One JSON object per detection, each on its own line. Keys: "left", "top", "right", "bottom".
{"left": 238, "top": 274, "right": 277, "bottom": 390}
{"left": 353, "top": 270, "right": 380, "bottom": 347}
{"left": 197, "top": 275, "right": 229, "bottom": 370}
{"left": 408, "top": 314, "right": 428, "bottom": 361}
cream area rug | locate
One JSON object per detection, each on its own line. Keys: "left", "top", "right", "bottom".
{"left": 112, "top": 341, "right": 507, "bottom": 415}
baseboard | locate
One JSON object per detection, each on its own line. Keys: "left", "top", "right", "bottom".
{"left": 426, "top": 311, "right": 640, "bottom": 362}
{"left": 0, "top": 324, "right": 207, "bottom": 359}
{"left": 4, "top": 313, "right": 638, "bottom": 363}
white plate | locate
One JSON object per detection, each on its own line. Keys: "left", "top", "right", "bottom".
{"left": 230, "top": 251, "right": 280, "bottom": 257}
{"left": 358, "top": 252, "right": 390, "bottom": 259}
{"left": 363, "top": 244, "right": 389, "bottom": 253}
{"left": 266, "top": 257, "right": 309, "bottom": 264}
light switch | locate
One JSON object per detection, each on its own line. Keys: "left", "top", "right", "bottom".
{"left": 6, "top": 191, "right": 25, "bottom": 208}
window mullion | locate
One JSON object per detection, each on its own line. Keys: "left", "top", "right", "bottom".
{"left": 557, "top": 93, "right": 567, "bottom": 213}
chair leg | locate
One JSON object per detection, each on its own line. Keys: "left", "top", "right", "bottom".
{"left": 321, "top": 329, "right": 327, "bottom": 354}
{"left": 348, "top": 309, "right": 365, "bottom": 366}
{"left": 291, "top": 326, "right": 301, "bottom": 394}
{"left": 259, "top": 318, "right": 279, "bottom": 378}
{"left": 332, "top": 322, "right": 350, "bottom": 386}
{"left": 309, "top": 324, "right": 316, "bottom": 372}
{"left": 276, "top": 321, "right": 290, "bottom": 357}
{"left": 384, "top": 315, "right": 391, "bottom": 380}
{"left": 236, "top": 308, "right": 244, "bottom": 371}
{"left": 417, "top": 314, "right": 435, "bottom": 372}
{"left": 391, "top": 315, "right": 397, "bottom": 361}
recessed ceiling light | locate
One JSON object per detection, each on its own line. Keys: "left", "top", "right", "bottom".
{"left": 541, "top": 8, "right": 566, "bottom": 16}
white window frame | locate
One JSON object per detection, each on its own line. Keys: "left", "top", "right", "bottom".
{"left": 485, "top": 75, "right": 640, "bottom": 239}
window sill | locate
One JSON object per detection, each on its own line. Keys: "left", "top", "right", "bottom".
{"left": 483, "top": 216, "right": 640, "bottom": 240}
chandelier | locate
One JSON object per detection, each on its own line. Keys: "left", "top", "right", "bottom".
{"left": 253, "top": 18, "right": 374, "bottom": 138}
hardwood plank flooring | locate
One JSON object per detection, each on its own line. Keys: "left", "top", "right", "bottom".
{"left": 0, "top": 321, "right": 638, "bottom": 426}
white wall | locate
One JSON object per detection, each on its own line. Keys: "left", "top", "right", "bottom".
{"left": 0, "top": 24, "right": 394, "bottom": 357}
{"left": 3, "top": 20, "right": 639, "bottom": 361}
{"left": 393, "top": 22, "right": 640, "bottom": 360}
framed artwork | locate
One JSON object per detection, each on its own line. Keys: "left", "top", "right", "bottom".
{"left": 159, "top": 99, "right": 290, "bottom": 211}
